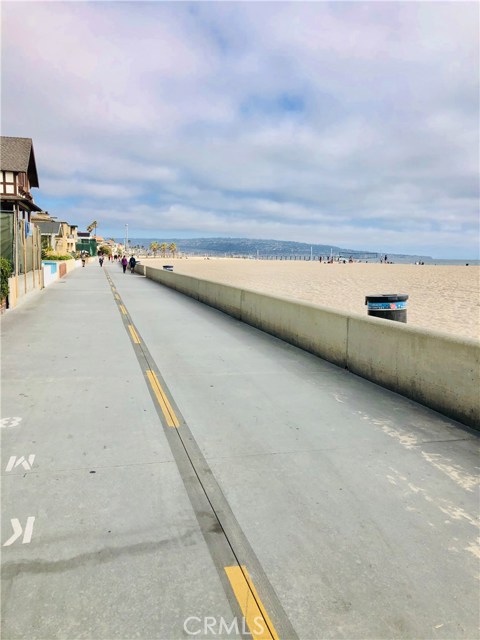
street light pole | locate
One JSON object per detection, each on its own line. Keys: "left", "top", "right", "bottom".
{"left": 125, "top": 224, "right": 128, "bottom": 255}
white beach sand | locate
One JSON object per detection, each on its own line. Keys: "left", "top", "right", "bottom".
{"left": 142, "top": 258, "right": 480, "bottom": 340}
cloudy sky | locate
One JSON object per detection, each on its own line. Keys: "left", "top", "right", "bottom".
{"left": 2, "top": 2, "right": 479, "bottom": 257}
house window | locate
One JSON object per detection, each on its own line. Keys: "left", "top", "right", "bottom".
{"left": 0, "top": 170, "right": 16, "bottom": 195}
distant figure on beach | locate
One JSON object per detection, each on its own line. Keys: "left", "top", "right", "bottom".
{"left": 384, "top": 255, "right": 388, "bottom": 263}
{"left": 129, "top": 255, "right": 136, "bottom": 273}
{"left": 121, "top": 255, "right": 128, "bottom": 273}
{"left": 99, "top": 255, "right": 104, "bottom": 267}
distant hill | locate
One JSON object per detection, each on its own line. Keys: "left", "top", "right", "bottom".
{"left": 119, "top": 236, "right": 431, "bottom": 262}
{"left": 121, "top": 237, "right": 378, "bottom": 258}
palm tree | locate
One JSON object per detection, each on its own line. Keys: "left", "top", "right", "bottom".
{"left": 87, "top": 220, "right": 98, "bottom": 238}
{"left": 169, "top": 242, "right": 177, "bottom": 258}
{"left": 150, "top": 241, "right": 160, "bottom": 257}
{"left": 160, "top": 242, "right": 168, "bottom": 257}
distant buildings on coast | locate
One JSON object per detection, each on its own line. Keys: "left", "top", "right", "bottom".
{"left": 0, "top": 135, "right": 119, "bottom": 309}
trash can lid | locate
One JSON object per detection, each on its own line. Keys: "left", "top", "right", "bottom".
{"left": 365, "top": 294, "right": 409, "bottom": 304}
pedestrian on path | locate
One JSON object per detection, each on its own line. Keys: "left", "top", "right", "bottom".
{"left": 129, "top": 255, "right": 136, "bottom": 274}
{"left": 99, "top": 255, "right": 104, "bottom": 267}
{"left": 121, "top": 255, "right": 128, "bottom": 273}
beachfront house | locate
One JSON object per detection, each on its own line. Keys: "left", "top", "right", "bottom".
{"left": 76, "top": 231, "right": 97, "bottom": 256}
{"left": 32, "top": 216, "right": 79, "bottom": 255}
{"left": 0, "top": 136, "right": 43, "bottom": 306}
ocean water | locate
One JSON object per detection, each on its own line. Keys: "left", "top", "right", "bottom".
{"left": 424, "top": 259, "right": 480, "bottom": 266}
{"left": 363, "top": 257, "right": 480, "bottom": 266}
{"left": 351, "top": 258, "right": 479, "bottom": 266}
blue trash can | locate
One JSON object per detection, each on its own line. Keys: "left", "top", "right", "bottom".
{"left": 163, "top": 265, "right": 174, "bottom": 272}
{"left": 365, "top": 294, "right": 408, "bottom": 323}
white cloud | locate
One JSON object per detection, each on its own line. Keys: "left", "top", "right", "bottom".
{"left": 2, "top": 1, "right": 478, "bottom": 257}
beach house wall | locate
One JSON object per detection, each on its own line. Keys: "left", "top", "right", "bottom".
{"left": 67, "top": 224, "right": 78, "bottom": 254}
{"left": 0, "top": 136, "right": 43, "bottom": 306}
{"left": 34, "top": 219, "right": 61, "bottom": 252}
{"left": 35, "top": 220, "right": 78, "bottom": 255}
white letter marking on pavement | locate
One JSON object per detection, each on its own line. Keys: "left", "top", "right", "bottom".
{"left": 0, "top": 417, "right": 22, "bottom": 429}
{"left": 3, "top": 517, "right": 35, "bottom": 546}
{"left": 5, "top": 455, "right": 36, "bottom": 472}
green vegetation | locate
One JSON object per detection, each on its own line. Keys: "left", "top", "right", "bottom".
{"left": 160, "top": 242, "right": 167, "bottom": 257}
{"left": 169, "top": 242, "right": 177, "bottom": 257}
{"left": 150, "top": 241, "right": 160, "bottom": 257}
{"left": 41, "top": 249, "right": 74, "bottom": 261}
{"left": 41, "top": 237, "right": 52, "bottom": 250}
{"left": 0, "top": 257, "right": 13, "bottom": 302}
{"left": 98, "top": 245, "right": 112, "bottom": 256}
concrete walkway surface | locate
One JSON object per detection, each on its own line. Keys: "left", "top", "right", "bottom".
{"left": 1, "top": 261, "right": 479, "bottom": 640}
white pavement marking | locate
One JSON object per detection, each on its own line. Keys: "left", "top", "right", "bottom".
{"left": 389, "top": 467, "right": 480, "bottom": 563}
{"left": 0, "top": 417, "right": 23, "bottom": 429}
{"left": 5, "top": 455, "right": 36, "bottom": 472}
{"left": 2, "top": 517, "right": 35, "bottom": 546}
{"left": 358, "top": 411, "right": 479, "bottom": 493}
{"left": 421, "top": 451, "right": 479, "bottom": 492}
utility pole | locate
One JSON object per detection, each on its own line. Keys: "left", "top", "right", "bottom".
{"left": 125, "top": 224, "right": 128, "bottom": 255}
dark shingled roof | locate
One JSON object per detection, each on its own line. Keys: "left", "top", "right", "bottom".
{"left": 34, "top": 220, "right": 62, "bottom": 235}
{"left": 0, "top": 136, "right": 39, "bottom": 188}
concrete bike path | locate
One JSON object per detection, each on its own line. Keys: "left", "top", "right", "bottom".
{"left": 1, "top": 260, "right": 478, "bottom": 639}
{"left": 107, "top": 262, "right": 479, "bottom": 640}
{"left": 1, "top": 262, "right": 262, "bottom": 640}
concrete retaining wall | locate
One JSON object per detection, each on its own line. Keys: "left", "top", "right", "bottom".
{"left": 65, "top": 259, "right": 82, "bottom": 273}
{"left": 42, "top": 263, "right": 58, "bottom": 287}
{"left": 42, "top": 259, "right": 82, "bottom": 287}
{"left": 5, "top": 260, "right": 82, "bottom": 309}
{"left": 7, "top": 270, "right": 44, "bottom": 308}
{"left": 141, "top": 266, "right": 480, "bottom": 429}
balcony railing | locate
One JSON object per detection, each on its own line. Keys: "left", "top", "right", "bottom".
{"left": 18, "top": 186, "right": 33, "bottom": 201}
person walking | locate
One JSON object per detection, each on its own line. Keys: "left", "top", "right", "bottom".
{"left": 81, "top": 251, "right": 86, "bottom": 267}
{"left": 121, "top": 255, "right": 128, "bottom": 274}
{"left": 99, "top": 255, "right": 104, "bottom": 267}
{"left": 129, "top": 255, "right": 136, "bottom": 274}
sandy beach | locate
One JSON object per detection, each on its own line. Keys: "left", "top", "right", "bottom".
{"left": 142, "top": 258, "right": 479, "bottom": 340}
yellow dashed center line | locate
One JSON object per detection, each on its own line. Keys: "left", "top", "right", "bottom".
{"left": 108, "top": 273, "right": 279, "bottom": 637}
{"left": 146, "top": 370, "right": 180, "bottom": 428}
{"left": 225, "top": 566, "right": 279, "bottom": 640}
{"left": 128, "top": 324, "right": 141, "bottom": 344}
